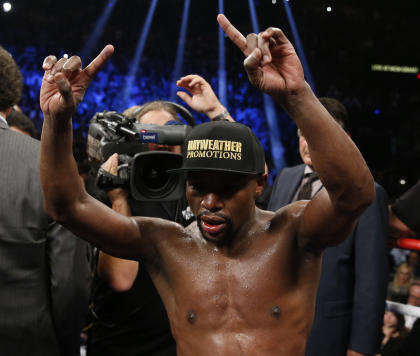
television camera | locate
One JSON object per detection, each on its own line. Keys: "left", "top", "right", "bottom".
{"left": 87, "top": 110, "right": 192, "bottom": 201}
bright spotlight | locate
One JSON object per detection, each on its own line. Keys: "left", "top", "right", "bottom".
{"left": 399, "top": 179, "right": 407, "bottom": 185}
{"left": 3, "top": 2, "right": 12, "bottom": 12}
{"left": 326, "top": 6, "right": 332, "bottom": 12}
{"left": 272, "top": 0, "right": 277, "bottom": 4}
{"left": 63, "top": 54, "right": 69, "bottom": 59}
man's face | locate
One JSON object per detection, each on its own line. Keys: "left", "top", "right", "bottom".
{"left": 298, "top": 133, "right": 312, "bottom": 167}
{"left": 186, "top": 171, "right": 264, "bottom": 246}
{"left": 408, "top": 285, "right": 420, "bottom": 307}
{"left": 139, "top": 109, "right": 181, "bottom": 153}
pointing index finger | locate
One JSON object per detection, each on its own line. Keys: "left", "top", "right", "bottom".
{"left": 84, "top": 44, "right": 114, "bottom": 79}
{"left": 217, "top": 14, "right": 249, "bottom": 56}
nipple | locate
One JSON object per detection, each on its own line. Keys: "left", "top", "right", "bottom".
{"left": 187, "top": 310, "right": 197, "bottom": 324}
{"left": 270, "top": 305, "right": 281, "bottom": 319}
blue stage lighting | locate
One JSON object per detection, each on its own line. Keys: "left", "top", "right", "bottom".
{"left": 248, "top": 0, "right": 286, "bottom": 173}
{"left": 218, "top": 0, "right": 227, "bottom": 107}
{"left": 79, "top": 0, "right": 118, "bottom": 63}
{"left": 121, "top": 0, "right": 159, "bottom": 110}
{"left": 170, "top": 0, "right": 191, "bottom": 101}
{"left": 282, "top": 0, "right": 315, "bottom": 92}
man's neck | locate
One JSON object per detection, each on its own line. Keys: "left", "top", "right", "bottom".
{"left": 218, "top": 207, "right": 262, "bottom": 254}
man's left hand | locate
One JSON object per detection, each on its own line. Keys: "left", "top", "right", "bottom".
{"left": 217, "top": 14, "right": 305, "bottom": 101}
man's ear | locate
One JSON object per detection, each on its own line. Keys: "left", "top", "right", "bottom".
{"left": 255, "top": 173, "right": 268, "bottom": 197}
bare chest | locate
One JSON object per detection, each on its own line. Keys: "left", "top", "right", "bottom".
{"left": 160, "top": 241, "right": 319, "bottom": 331}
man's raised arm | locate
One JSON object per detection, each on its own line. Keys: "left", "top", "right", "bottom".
{"left": 218, "top": 14, "right": 375, "bottom": 247}
{"left": 39, "top": 46, "right": 168, "bottom": 260}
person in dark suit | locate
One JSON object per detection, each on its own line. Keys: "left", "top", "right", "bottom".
{"left": 0, "top": 45, "right": 90, "bottom": 356}
{"left": 268, "top": 98, "right": 389, "bottom": 356}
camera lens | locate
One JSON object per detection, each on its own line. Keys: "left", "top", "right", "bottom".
{"left": 142, "top": 160, "right": 170, "bottom": 190}
{"left": 131, "top": 152, "right": 183, "bottom": 201}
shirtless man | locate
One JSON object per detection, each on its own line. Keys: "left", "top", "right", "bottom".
{"left": 39, "top": 15, "right": 374, "bottom": 356}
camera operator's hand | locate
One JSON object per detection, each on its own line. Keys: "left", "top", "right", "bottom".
{"left": 176, "top": 74, "right": 233, "bottom": 121}
{"left": 101, "top": 153, "right": 129, "bottom": 205}
{"left": 40, "top": 45, "right": 114, "bottom": 122}
{"left": 217, "top": 14, "right": 305, "bottom": 103}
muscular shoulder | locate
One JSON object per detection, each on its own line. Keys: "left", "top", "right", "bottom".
{"left": 270, "top": 201, "right": 324, "bottom": 254}
{"left": 133, "top": 215, "right": 186, "bottom": 239}
{"left": 134, "top": 216, "right": 195, "bottom": 257}
{"left": 185, "top": 220, "right": 198, "bottom": 235}
{"left": 270, "top": 200, "right": 308, "bottom": 232}
{"left": 131, "top": 216, "right": 189, "bottom": 268}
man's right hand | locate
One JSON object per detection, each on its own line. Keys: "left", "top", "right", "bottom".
{"left": 40, "top": 45, "right": 114, "bottom": 122}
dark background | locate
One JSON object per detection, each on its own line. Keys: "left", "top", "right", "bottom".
{"left": 1, "top": 0, "right": 419, "bottom": 198}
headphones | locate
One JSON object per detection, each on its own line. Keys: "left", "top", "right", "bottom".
{"left": 130, "top": 101, "right": 196, "bottom": 127}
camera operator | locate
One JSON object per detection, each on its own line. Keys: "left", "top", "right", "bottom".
{"left": 88, "top": 75, "right": 232, "bottom": 356}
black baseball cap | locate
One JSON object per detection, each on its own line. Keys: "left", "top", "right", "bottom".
{"left": 168, "top": 121, "right": 265, "bottom": 175}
